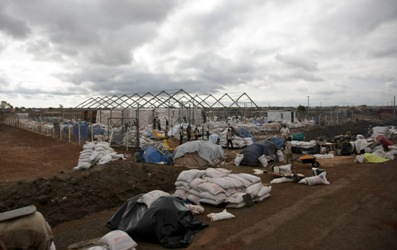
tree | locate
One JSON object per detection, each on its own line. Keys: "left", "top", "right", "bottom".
{"left": 297, "top": 105, "right": 307, "bottom": 112}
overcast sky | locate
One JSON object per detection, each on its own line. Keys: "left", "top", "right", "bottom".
{"left": 1, "top": 0, "right": 396, "bottom": 108}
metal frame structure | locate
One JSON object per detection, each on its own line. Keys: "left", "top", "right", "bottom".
{"left": 75, "top": 89, "right": 258, "bottom": 109}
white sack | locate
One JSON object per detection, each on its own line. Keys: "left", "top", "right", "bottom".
{"left": 234, "top": 154, "right": 244, "bottom": 166}
{"left": 225, "top": 192, "right": 246, "bottom": 204}
{"left": 197, "top": 182, "right": 225, "bottom": 195}
{"left": 237, "top": 173, "right": 261, "bottom": 184}
{"left": 277, "top": 150, "right": 285, "bottom": 162}
{"left": 299, "top": 172, "right": 330, "bottom": 185}
{"left": 270, "top": 177, "right": 294, "bottom": 184}
{"left": 207, "top": 209, "right": 235, "bottom": 221}
{"left": 279, "top": 164, "right": 291, "bottom": 175}
{"left": 355, "top": 154, "right": 365, "bottom": 163}
{"left": 184, "top": 204, "right": 205, "bottom": 214}
{"left": 137, "top": 190, "right": 170, "bottom": 208}
{"left": 258, "top": 154, "right": 268, "bottom": 167}
{"left": 98, "top": 230, "right": 137, "bottom": 250}
{"left": 245, "top": 182, "right": 263, "bottom": 198}
{"left": 176, "top": 169, "right": 203, "bottom": 182}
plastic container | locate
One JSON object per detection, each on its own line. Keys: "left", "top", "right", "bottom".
{"left": 292, "top": 133, "right": 305, "bottom": 141}
{"left": 376, "top": 135, "right": 393, "bottom": 149}
{"left": 73, "top": 123, "right": 89, "bottom": 140}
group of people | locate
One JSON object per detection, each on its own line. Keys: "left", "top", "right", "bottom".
{"left": 178, "top": 125, "right": 236, "bottom": 149}
{"left": 179, "top": 124, "right": 204, "bottom": 145}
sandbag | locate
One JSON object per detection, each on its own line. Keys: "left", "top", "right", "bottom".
{"left": 207, "top": 209, "right": 235, "bottom": 221}
{"left": 258, "top": 155, "right": 268, "bottom": 167}
{"left": 0, "top": 210, "right": 54, "bottom": 250}
{"left": 277, "top": 150, "right": 284, "bottom": 162}
{"left": 234, "top": 154, "right": 244, "bottom": 166}
{"left": 355, "top": 154, "right": 365, "bottom": 163}
{"left": 299, "top": 172, "right": 330, "bottom": 185}
{"left": 98, "top": 230, "right": 137, "bottom": 250}
{"left": 137, "top": 190, "right": 170, "bottom": 208}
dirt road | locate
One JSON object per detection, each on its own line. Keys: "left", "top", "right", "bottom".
{"left": 0, "top": 123, "right": 396, "bottom": 249}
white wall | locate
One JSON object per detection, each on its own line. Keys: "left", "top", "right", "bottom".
{"left": 267, "top": 111, "right": 295, "bottom": 123}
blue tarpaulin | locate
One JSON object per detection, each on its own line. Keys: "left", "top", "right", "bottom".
{"left": 270, "top": 137, "right": 285, "bottom": 149}
{"left": 236, "top": 128, "right": 256, "bottom": 143}
{"left": 143, "top": 146, "right": 173, "bottom": 164}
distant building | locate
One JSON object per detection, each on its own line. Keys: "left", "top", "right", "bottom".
{"left": 266, "top": 110, "right": 296, "bottom": 123}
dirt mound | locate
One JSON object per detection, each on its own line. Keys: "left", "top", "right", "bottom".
{"left": 0, "top": 162, "right": 184, "bottom": 226}
{"left": 299, "top": 120, "right": 373, "bottom": 141}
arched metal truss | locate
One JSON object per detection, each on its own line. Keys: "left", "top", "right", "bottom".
{"left": 75, "top": 89, "right": 258, "bottom": 109}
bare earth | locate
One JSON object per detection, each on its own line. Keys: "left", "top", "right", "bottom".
{"left": 0, "top": 122, "right": 397, "bottom": 250}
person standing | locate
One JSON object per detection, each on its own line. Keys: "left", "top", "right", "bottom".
{"left": 284, "top": 136, "right": 293, "bottom": 163}
{"left": 280, "top": 125, "right": 290, "bottom": 140}
{"left": 186, "top": 124, "right": 192, "bottom": 141}
{"left": 226, "top": 128, "right": 234, "bottom": 149}
{"left": 194, "top": 127, "right": 200, "bottom": 140}
{"left": 179, "top": 127, "right": 184, "bottom": 145}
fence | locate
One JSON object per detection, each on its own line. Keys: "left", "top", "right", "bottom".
{"left": 1, "top": 107, "right": 386, "bottom": 150}
{"left": 0, "top": 114, "right": 140, "bottom": 148}
{"left": 297, "top": 109, "right": 357, "bottom": 126}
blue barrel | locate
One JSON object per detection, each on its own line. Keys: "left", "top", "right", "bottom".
{"left": 73, "top": 123, "right": 89, "bottom": 140}
{"left": 93, "top": 125, "right": 105, "bottom": 135}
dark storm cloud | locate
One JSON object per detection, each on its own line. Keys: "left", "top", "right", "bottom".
{"left": 2, "top": 0, "right": 180, "bottom": 66}
{"left": 56, "top": 64, "right": 217, "bottom": 97}
{"left": 173, "top": 51, "right": 263, "bottom": 92}
{"left": 0, "top": 6, "right": 31, "bottom": 39}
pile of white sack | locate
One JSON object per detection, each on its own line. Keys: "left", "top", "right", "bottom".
{"left": 291, "top": 140, "right": 317, "bottom": 149}
{"left": 74, "top": 141, "right": 126, "bottom": 171}
{"left": 173, "top": 168, "right": 271, "bottom": 208}
{"left": 313, "top": 154, "right": 334, "bottom": 159}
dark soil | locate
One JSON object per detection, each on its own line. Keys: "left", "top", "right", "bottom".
{"left": 1, "top": 117, "right": 397, "bottom": 250}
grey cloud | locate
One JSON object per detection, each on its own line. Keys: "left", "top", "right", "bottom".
{"left": 275, "top": 54, "right": 318, "bottom": 71}
{"left": 55, "top": 62, "right": 219, "bottom": 97}
{"left": 0, "top": 73, "right": 10, "bottom": 88}
{"left": 87, "top": 47, "right": 133, "bottom": 66}
{"left": 368, "top": 44, "right": 397, "bottom": 58}
{"left": 0, "top": 10, "right": 31, "bottom": 38}
{"left": 314, "top": 88, "right": 345, "bottom": 96}
{"left": 4, "top": 0, "right": 179, "bottom": 65}
{"left": 289, "top": 72, "right": 323, "bottom": 82}
{"left": 264, "top": 68, "right": 323, "bottom": 84}
{"left": 315, "top": 0, "right": 397, "bottom": 40}
{"left": 24, "top": 39, "right": 64, "bottom": 62}
{"left": 100, "top": 0, "right": 180, "bottom": 25}
{"left": 153, "top": 1, "right": 259, "bottom": 55}
{"left": 181, "top": 52, "right": 259, "bottom": 87}
{"left": 1, "top": 84, "right": 44, "bottom": 95}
